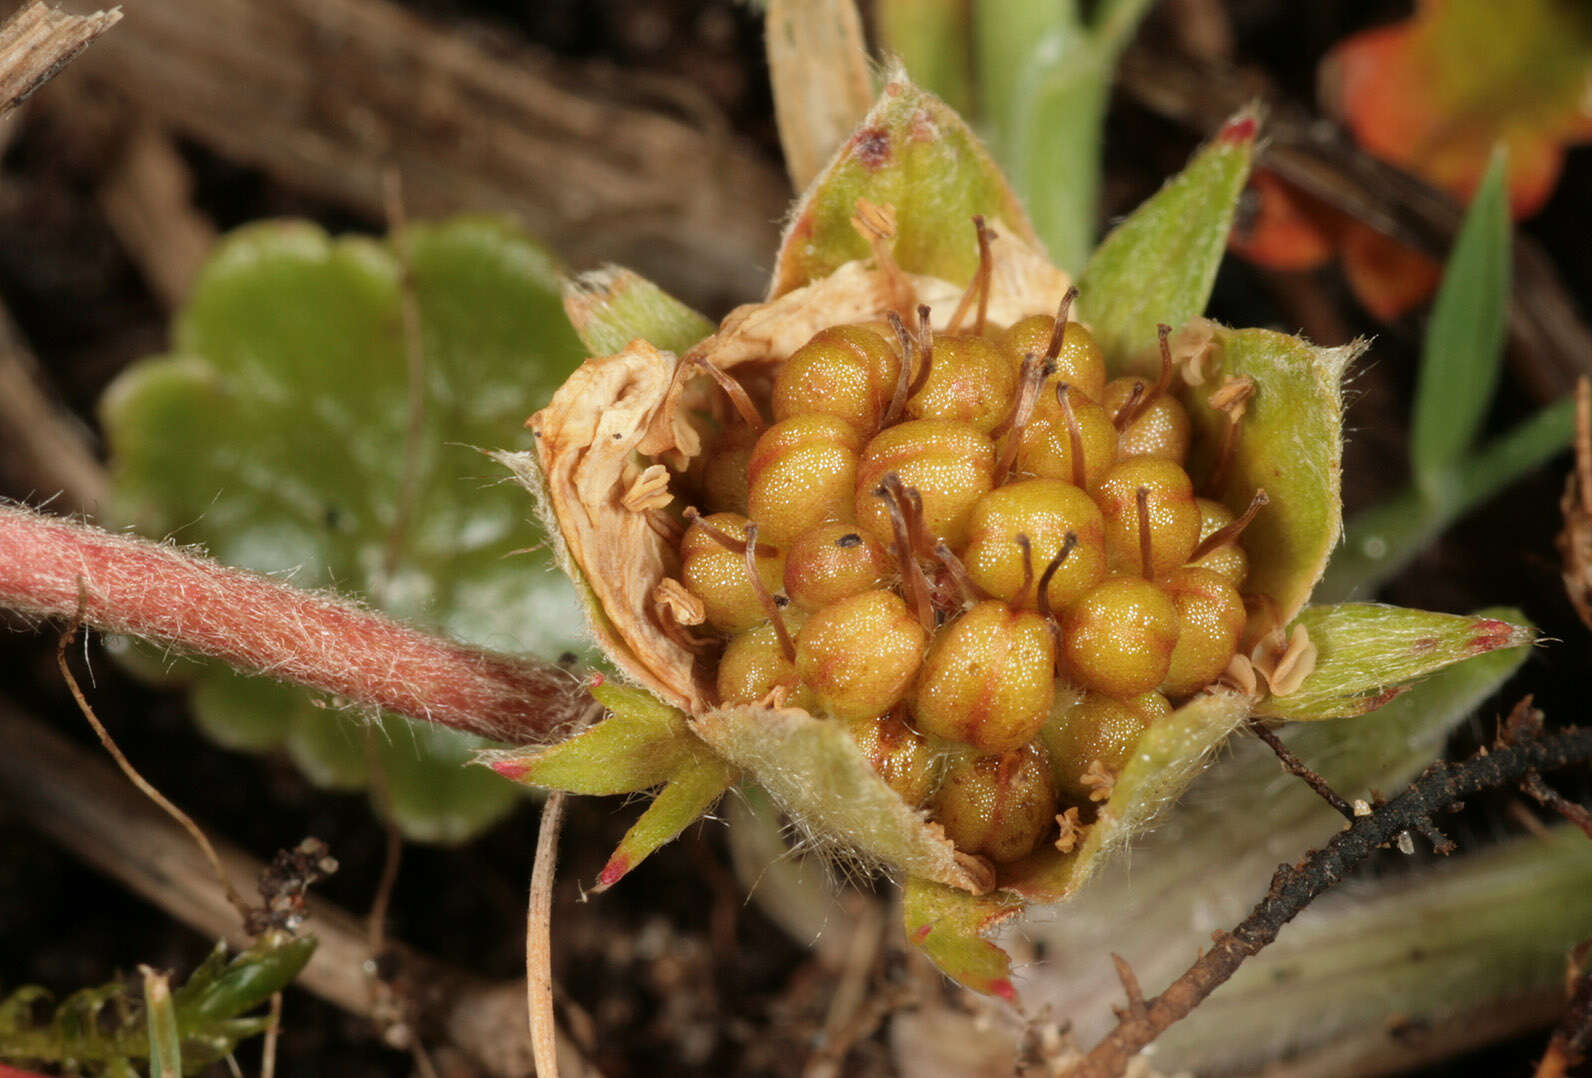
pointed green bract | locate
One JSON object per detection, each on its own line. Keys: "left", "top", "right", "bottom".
{"left": 1184, "top": 327, "right": 1359, "bottom": 623}
{"left": 485, "top": 684, "right": 696, "bottom": 795}
{"left": 1077, "top": 110, "right": 1257, "bottom": 371}
{"left": 1253, "top": 604, "right": 1534, "bottom": 721}
{"left": 770, "top": 74, "right": 1037, "bottom": 297}
{"left": 101, "top": 217, "right": 590, "bottom": 843}
{"left": 1411, "top": 151, "right": 1512, "bottom": 500}
{"left": 562, "top": 267, "right": 715, "bottom": 357}
{"left": 903, "top": 877, "right": 1024, "bottom": 1000}
{"left": 875, "top": 0, "right": 975, "bottom": 115}
{"left": 693, "top": 704, "right": 984, "bottom": 892}
{"left": 595, "top": 753, "right": 736, "bottom": 891}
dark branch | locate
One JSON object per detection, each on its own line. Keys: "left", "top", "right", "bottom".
{"left": 1249, "top": 720, "right": 1356, "bottom": 822}
{"left": 1070, "top": 720, "right": 1592, "bottom": 1078}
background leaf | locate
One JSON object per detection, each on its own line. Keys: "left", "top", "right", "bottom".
{"left": 1411, "top": 150, "right": 1511, "bottom": 501}
{"left": 102, "top": 218, "right": 589, "bottom": 843}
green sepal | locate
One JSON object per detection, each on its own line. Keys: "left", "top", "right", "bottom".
{"left": 902, "top": 877, "right": 1024, "bottom": 1001}
{"left": 693, "top": 703, "right": 987, "bottom": 893}
{"left": 101, "top": 217, "right": 591, "bottom": 843}
{"left": 770, "top": 72, "right": 1037, "bottom": 298}
{"left": 1076, "top": 108, "right": 1258, "bottom": 371}
{"left": 1001, "top": 689, "right": 1252, "bottom": 902}
{"left": 900, "top": 691, "right": 1250, "bottom": 997}
{"left": 1252, "top": 604, "right": 1535, "bottom": 721}
{"left": 483, "top": 683, "right": 695, "bottom": 795}
{"left": 1185, "top": 327, "right": 1361, "bottom": 624}
{"left": 593, "top": 753, "right": 737, "bottom": 891}
{"left": 562, "top": 267, "right": 715, "bottom": 357}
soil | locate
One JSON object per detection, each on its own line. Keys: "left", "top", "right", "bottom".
{"left": 2, "top": 1, "right": 1590, "bottom": 1075}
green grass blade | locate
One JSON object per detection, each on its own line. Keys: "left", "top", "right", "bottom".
{"left": 140, "top": 967, "right": 181, "bottom": 1078}
{"left": 1411, "top": 149, "right": 1511, "bottom": 500}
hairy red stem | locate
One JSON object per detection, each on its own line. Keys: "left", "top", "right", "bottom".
{"left": 0, "top": 504, "right": 586, "bottom": 744}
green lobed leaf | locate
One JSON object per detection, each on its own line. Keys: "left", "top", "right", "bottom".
{"left": 101, "top": 217, "right": 591, "bottom": 843}
{"left": 593, "top": 753, "right": 737, "bottom": 891}
{"left": 485, "top": 683, "right": 696, "bottom": 795}
{"left": 770, "top": 73, "right": 1038, "bottom": 297}
{"left": 1411, "top": 150, "right": 1512, "bottom": 500}
{"left": 562, "top": 267, "right": 715, "bottom": 358}
{"left": 902, "top": 877, "right": 1024, "bottom": 1001}
{"left": 1077, "top": 109, "right": 1258, "bottom": 372}
{"left": 1185, "top": 327, "right": 1360, "bottom": 623}
{"left": 693, "top": 704, "right": 986, "bottom": 892}
{"left": 1251, "top": 604, "right": 1534, "bottom": 721}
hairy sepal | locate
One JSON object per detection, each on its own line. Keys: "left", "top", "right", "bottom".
{"left": 694, "top": 703, "right": 992, "bottom": 894}
{"left": 904, "top": 690, "right": 1252, "bottom": 994}
{"left": 770, "top": 69, "right": 1039, "bottom": 296}
{"left": 1253, "top": 604, "right": 1536, "bottom": 721}
{"left": 562, "top": 266, "right": 715, "bottom": 357}
{"left": 594, "top": 753, "right": 737, "bottom": 892}
{"left": 1185, "top": 327, "right": 1361, "bottom": 624}
{"left": 483, "top": 683, "right": 697, "bottom": 795}
{"left": 1077, "top": 107, "right": 1259, "bottom": 372}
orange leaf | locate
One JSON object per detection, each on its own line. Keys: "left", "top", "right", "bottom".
{"left": 1228, "top": 169, "right": 1344, "bottom": 272}
{"left": 1321, "top": 0, "right": 1592, "bottom": 216}
{"left": 1339, "top": 221, "right": 1443, "bottom": 322}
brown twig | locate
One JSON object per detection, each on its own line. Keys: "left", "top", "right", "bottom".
{"left": 1521, "top": 774, "right": 1592, "bottom": 842}
{"left": 1536, "top": 944, "right": 1592, "bottom": 1078}
{"left": 1249, "top": 720, "right": 1355, "bottom": 822}
{"left": 1069, "top": 720, "right": 1592, "bottom": 1077}
{"left": 0, "top": 0, "right": 120, "bottom": 116}
{"left": 0, "top": 503, "right": 590, "bottom": 744}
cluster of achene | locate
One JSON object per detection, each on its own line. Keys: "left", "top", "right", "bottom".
{"left": 670, "top": 240, "right": 1264, "bottom": 866}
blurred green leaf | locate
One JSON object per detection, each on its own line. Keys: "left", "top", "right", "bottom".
{"left": 102, "top": 217, "right": 590, "bottom": 843}
{"left": 1412, "top": 150, "right": 1512, "bottom": 500}
{"left": 875, "top": 0, "right": 974, "bottom": 115}
{"left": 1077, "top": 110, "right": 1257, "bottom": 369}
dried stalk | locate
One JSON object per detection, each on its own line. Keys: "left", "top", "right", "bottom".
{"left": 1070, "top": 721, "right": 1592, "bottom": 1077}
{"left": 0, "top": 0, "right": 120, "bottom": 116}
{"left": 0, "top": 503, "right": 589, "bottom": 744}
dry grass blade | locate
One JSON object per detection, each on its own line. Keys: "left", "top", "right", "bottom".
{"left": 0, "top": 0, "right": 120, "bottom": 115}
{"left": 765, "top": 0, "right": 872, "bottom": 190}
{"left": 528, "top": 791, "right": 568, "bottom": 1078}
